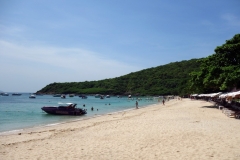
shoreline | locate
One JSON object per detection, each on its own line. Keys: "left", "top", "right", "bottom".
{"left": 0, "top": 100, "right": 163, "bottom": 136}
{"left": 0, "top": 95, "right": 161, "bottom": 134}
{"left": 1, "top": 98, "right": 239, "bottom": 160}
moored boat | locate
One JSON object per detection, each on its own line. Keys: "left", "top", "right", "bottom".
{"left": 95, "top": 94, "right": 101, "bottom": 98}
{"left": 82, "top": 95, "right": 87, "bottom": 99}
{"left": 29, "top": 94, "right": 36, "bottom": 98}
{"left": 2, "top": 93, "right": 9, "bottom": 96}
{"left": 79, "top": 95, "right": 87, "bottom": 99}
{"left": 41, "top": 103, "right": 87, "bottom": 116}
{"left": 53, "top": 94, "right": 61, "bottom": 97}
{"left": 12, "top": 93, "right": 22, "bottom": 96}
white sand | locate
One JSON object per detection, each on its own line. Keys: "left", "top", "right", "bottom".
{"left": 0, "top": 99, "right": 240, "bottom": 160}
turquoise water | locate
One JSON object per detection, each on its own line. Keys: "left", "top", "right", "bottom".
{"left": 0, "top": 93, "right": 160, "bottom": 133}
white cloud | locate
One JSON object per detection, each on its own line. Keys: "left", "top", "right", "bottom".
{"left": 0, "top": 40, "right": 140, "bottom": 92}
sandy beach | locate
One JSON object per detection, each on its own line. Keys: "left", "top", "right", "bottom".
{"left": 0, "top": 98, "right": 240, "bottom": 160}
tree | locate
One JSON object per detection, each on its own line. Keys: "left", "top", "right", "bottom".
{"left": 189, "top": 34, "right": 240, "bottom": 93}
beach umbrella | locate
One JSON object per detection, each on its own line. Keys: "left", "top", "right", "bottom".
{"left": 219, "top": 93, "right": 228, "bottom": 98}
{"left": 234, "top": 94, "right": 240, "bottom": 98}
{"left": 219, "top": 91, "right": 240, "bottom": 99}
{"left": 232, "top": 91, "right": 240, "bottom": 98}
{"left": 225, "top": 91, "right": 237, "bottom": 98}
{"left": 210, "top": 92, "right": 222, "bottom": 97}
{"left": 198, "top": 94, "right": 205, "bottom": 97}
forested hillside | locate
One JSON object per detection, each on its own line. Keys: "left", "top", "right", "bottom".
{"left": 37, "top": 58, "right": 201, "bottom": 96}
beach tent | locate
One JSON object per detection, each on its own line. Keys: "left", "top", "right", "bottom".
{"left": 198, "top": 94, "right": 206, "bottom": 97}
{"left": 195, "top": 92, "right": 222, "bottom": 98}
{"left": 227, "top": 91, "right": 240, "bottom": 98}
{"left": 210, "top": 92, "right": 222, "bottom": 97}
{"left": 233, "top": 91, "right": 240, "bottom": 98}
{"left": 219, "top": 91, "right": 240, "bottom": 98}
{"left": 219, "top": 93, "right": 228, "bottom": 98}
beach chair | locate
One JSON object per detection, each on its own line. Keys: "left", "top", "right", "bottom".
{"left": 222, "top": 107, "right": 236, "bottom": 118}
{"left": 234, "top": 111, "right": 240, "bottom": 119}
{"left": 226, "top": 110, "right": 236, "bottom": 118}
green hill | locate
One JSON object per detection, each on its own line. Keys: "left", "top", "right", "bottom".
{"left": 36, "top": 34, "right": 240, "bottom": 96}
{"left": 37, "top": 58, "right": 201, "bottom": 96}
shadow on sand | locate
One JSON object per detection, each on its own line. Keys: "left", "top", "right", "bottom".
{"left": 200, "top": 105, "right": 218, "bottom": 109}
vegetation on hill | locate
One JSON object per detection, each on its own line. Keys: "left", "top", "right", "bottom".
{"left": 36, "top": 59, "right": 201, "bottom": 96}
{"left": 37, "top": 33, "right": 240, "bottom": 96}
{"left": 189, "top": 34, "right": 240, "bottom": 93}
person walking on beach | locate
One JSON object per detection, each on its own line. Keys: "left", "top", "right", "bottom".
{"left": 135, "top": 101, "right": 139, "bottom": 109}
{"left": 162, "top": 99, "right": 165, "bottom": 105}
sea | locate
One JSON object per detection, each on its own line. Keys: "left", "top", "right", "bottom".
{"left": 0, "top": 93, "right": 161, "bottom": 134}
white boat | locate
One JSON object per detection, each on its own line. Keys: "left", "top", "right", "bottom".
{"left": 53, "top": 94, "right": 61, "bottom": 97}
{"left": 2, "top": 93, "right": 9, "bottom": 96}
{"left": 95, "top": 94, "right": 101, "bottom": 98}
{"left": 29, "top": 94, "right": 36, "bottom": 98}
{"left": 12, "top": 93, "right": 22, "bottom": 96}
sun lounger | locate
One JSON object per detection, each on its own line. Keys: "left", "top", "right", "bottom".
{"left": 222, "top": 107, "right": 240, "bottom": 118}
{"left": 234, "top": 111, "right": 240, "bottom": 119}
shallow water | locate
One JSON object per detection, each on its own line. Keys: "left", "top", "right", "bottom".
{"left": 0, "top": 93, "right": 160, "bottom": 133}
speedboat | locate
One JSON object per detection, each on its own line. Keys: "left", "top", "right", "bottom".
{"left": 12, "top": 93, "right": 22, "bottom": 96}
{"left": 82, "top": 96, "right": 87, "bottom": 99}
{"left": 95, "top": 94, "right": 101, "bottom": 98}
{"left": 53, "top": 94, "right": 61, "bottom": 97}
{"left": 95, "top": 94, "right": 104, "bottom": 99}
{"left": 2, "top": 93, "right": 9, "bottom": 96}
{"left": 41, "top": 103, "right": 87, "bottom": 116}
{"left": 29, "top": 94, "right": 36, "bottom": 98}
{"left": 79, "top": 95, "right": 87, "bottom": 99}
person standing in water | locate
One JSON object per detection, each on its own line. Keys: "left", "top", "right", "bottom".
{"left": 135, "top": 101, "right": 139, "bottom": 109}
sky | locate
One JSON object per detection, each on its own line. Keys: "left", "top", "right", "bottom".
{"left": 0, "top": 0, "right": 239, "bottom": 92}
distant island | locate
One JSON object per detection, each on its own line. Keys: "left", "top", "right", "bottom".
{"left": 36, "top": 34, "right": 240, "bottom": 96}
